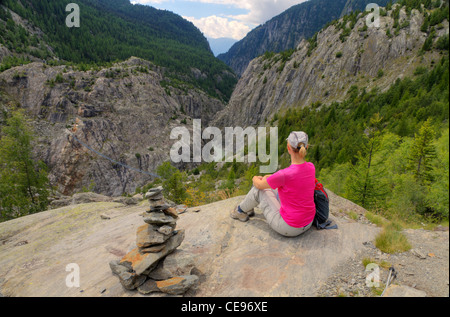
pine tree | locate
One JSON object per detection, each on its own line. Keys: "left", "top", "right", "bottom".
{"left": 407, "top": 118, "right": 437, "bottom": 184}
{"left": 346, "top": 114, "right": 388, "bottom": 208}
{"left": 156, "top": 162, "right": 187, "bottom": 204}
{"left": 0, "top": 110, "right": 50, "bottom": 221}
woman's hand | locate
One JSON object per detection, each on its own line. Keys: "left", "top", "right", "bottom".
{"left": 252, "top": 175, "right": 272, "bottom": 190}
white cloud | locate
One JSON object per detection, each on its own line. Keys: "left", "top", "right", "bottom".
{"left": 191, "top": 0, "right": 305, "bottom": 25}
{"left": 184, "top": 15, "right": 252, "bottom": 40}
{"left": 232, "top": 0, "right": 306, "bottom": 25}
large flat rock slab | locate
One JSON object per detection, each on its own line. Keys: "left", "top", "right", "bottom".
{"left": 0, "top": 192, "right": 379, "bottom": 297}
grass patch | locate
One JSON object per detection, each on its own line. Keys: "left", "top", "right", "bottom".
{"left": 375, "top": 222, "right": 412, "bottom": 254}
{"left": 365, "top": 211, "right": 388, "bottom": 227}
{"left": 365, "top": 212, "right": 412, "bottom": 254}
{"left": 346, "top": 210, "right": 359, "bottom": 220}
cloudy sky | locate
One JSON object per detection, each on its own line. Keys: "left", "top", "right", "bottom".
{"left": 131, "top": 0, "right": 307, "bottom": 40}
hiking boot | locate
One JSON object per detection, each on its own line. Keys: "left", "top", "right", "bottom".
{"left": 245, "top": 209, "right": 255, "bottom": 217}
{"left": 230, "top": 206, "right": 249, "bottom": 222}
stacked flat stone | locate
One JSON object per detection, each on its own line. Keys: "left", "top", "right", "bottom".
{"left": 109, "top": 186, "right": 198, "bottom": 295}
{"left": 139, "top": 187, "right": 178, "bottom": 252}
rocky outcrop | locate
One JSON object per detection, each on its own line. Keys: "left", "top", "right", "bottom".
{"left": 0, "top": 57, "right": 225, "bottom": 196}
{"left": 214, "top": 5, "right": 449, "bottom": 127}
{"left": 0, "top": 191, "right": 447, "bottom": 297}
{"left": 218, "top": 0, "right": 346, "bottom": 76}
{"left": 218, "top": 0, "right": 392, "bottom": 76}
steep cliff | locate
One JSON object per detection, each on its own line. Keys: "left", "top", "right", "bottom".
{"left": 213, "top": 4, "right": 449, "bottom": 127}
{"left": 0, "top": 57, "right": 224, "bottom": 196}
{"left": 218, "top": 0, "right": 392, "bottom": 76}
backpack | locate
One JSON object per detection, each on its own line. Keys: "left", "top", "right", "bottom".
{"left": 313, "top": 179, "right": 338, "bottom": 230}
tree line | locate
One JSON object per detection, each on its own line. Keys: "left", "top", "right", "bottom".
{"left": 0, "top": 0, "right": 237, "bottom": 102}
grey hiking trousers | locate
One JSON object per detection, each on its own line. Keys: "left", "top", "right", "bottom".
{"left": 239, "top": 186, "right": 312, "bottom": 237}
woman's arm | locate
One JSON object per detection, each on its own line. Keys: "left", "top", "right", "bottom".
{"left": 252, "top": 175, "right": 272, "bottom": 190}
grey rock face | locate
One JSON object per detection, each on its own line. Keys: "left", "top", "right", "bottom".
{"left": 214, "top": 7, "right": 448, "bottom": 128}
{"left": 218, "top": 0, "right": 349, "bottom": 76}
{"left": 0, "top": 57, "right": 225, "bottom": 196}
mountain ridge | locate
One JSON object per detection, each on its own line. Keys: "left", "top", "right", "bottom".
{"left": 218, "top": 0, "right": 393, "bottom": 76}
{"left": 213, "top": 3, "right": 449, "bottom": 127}
{"left": 208, "top": 37, "right": 238, "bottom": 56}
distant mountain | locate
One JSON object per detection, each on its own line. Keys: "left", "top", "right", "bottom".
{"left": 208, "top": 37, "right": 238, "bottom": 56}
{"left": 0, "top": 0, "right": 237, "bottom": 101}
{"left": 218, "top": 0, "right": 393, "bottom": 76}
{"left": 340, "top": 0, "right": 392, "bottom": 16}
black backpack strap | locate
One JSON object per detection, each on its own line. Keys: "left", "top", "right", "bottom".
{"left": 317, "top": 220, "right": 338, "bottom": 230}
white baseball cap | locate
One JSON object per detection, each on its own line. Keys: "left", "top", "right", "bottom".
{"left": 287, "top": 131, "right": 308, "bottom": 150}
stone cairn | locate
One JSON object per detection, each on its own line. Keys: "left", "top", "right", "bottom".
{"left": 109, "top": 186, "right": 198, "bottom": 295}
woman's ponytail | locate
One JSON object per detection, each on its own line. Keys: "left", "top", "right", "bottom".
{"left": 295, "top": 142, "right": 307, "bottom": 158}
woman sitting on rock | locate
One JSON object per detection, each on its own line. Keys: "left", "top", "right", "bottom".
{"left": 231, "top": 131, "right": 316, "bottom": 237}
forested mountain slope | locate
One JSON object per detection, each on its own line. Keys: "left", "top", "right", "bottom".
{"left": 0, "top": 0, "right": 236, "bottom": 101}
{"left": 0, "top": 0, "right": 237, "bottom": 211}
